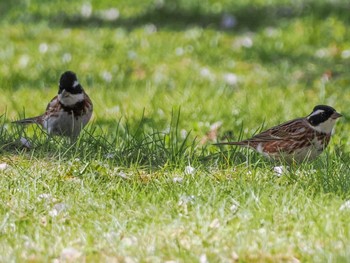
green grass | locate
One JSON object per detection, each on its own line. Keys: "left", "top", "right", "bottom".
{"left": 1, "top": 0, "right": 350, "bottom": 262}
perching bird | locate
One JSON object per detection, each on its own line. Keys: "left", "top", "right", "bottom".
{"left": 215, "top": 105, "right": 342, "bottom": 163}
{"left": 13, "top": 71, "right": 93, "bottom": 139}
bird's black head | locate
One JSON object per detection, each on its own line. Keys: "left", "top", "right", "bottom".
{"left": 59, "top": 71, "right": 83, "bottom": 94}
{"left": 307, "top": 105, "right": 341, "bottom": 126}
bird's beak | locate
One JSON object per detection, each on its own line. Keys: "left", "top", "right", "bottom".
{"left": 331, "top": 112, "right": 342, "bottom": 119}
{"left": 61, "top": 89, "right": 70, "bottom": 98}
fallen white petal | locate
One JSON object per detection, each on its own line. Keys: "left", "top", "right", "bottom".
{"left": 209, "top": 218, "right": 220, "bottom": 229}
{"left": 273, "top": 165, "right": 287, "bottom": 177}
{"left": 60, "top": 247, "right": 82, "bottom": 261}
{"left": 340, "top": 200, "right": 350, "bottom": 211}
{"left": 0, "top": 163, "right": 8, "bottom": 171}
{"left": 184, "top": 165, "right": 195, "bottom": 175}
{"left": 200, "top": 254, "right": 208, "bottom": 263}
{"left": 172, "top": 177, "right": 183, "bottom": 183}
{"left": 38, "top": 193, "right": 52, "bottom": 200}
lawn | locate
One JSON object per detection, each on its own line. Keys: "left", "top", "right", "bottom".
{"left": 1, "top": 0, "right": 350, "bottom": 262}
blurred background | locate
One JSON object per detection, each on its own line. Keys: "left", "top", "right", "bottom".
{"left": 1, "top": 0, "right": 349, "bottom": 146}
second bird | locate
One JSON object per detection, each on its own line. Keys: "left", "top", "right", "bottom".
{"left": 215, "top": 105, "right": 342, "bottom": 163}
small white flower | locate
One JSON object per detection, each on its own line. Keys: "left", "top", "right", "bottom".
{"left": 101, "top": 71, "right": 112, "bottom": 83}
{"left": 81, "top": 3, "right": 92, "bottom": 18}
{"left": 38, "top": 193, "right": 52, "bottom": 200}
{"left": 184, "top": 165, "right": 195, "bottom": 175}
{"left": 175, "top": 47, "right": 184, "bottom": 56}
{"left": 178, "top": 195, "right": 195, "bottom": 206}
{"left": 341, "top": 50, "right": 350, "bottom": 59}
{"left": 117, "top": 171, "right": 129, "bottom": 179}
{"left": 18, "top": 55, "right": 30, "bottom": 68}
{"left": 62, "top": 53, "right": 72, "bottom": 63}
{"left": 128, "top": 51, "right": 137, "bottom": 60}
{"left": 340, "top": 200, "right": 350, "bottom": 211}
{"left": 39, "top": 43, "right": 48, "bottom": 53}
{"left": 209, "top": 218, "right": 220, "bottom": 229}
{"left": 200, "top": 67, "right": 214, "bottom": 80}
{"left": 100, "top": 8, "right": 119, "bottom": 21}
{"left": 199, "top": 254, "right": 208, "bottom": 263}
{"left": 223, "top": 73, "right": 238, "bottom": 86}
{"left": 180, "top": 129, "right": 187, "bottom": 139}
{"left": 49, "top": 203, "right": 67, "bottom": 217}
{"left": 144, "top": 24, "right": 157, "bottom": 34}
{"left": 0, "top": 163, "right": 8, "bottom": 171}
{"left": 172, "top": 177, "right": 183, "bottom": 183}
{"left": 60, "top": 247, "right": 82, "bottom": 261}
{"left": 273, "top": 165, "right": 287, "bottom": 177}
{"left": 315, "top": 48, "right": 329, "bottom": 58}
{"left": 105, "top": 153, "right": 115, "bottom": 159}
{"left": 230, "top": 201, "right": 239, "bottom": 213}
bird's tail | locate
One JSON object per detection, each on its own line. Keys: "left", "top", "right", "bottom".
{"left": 12, "top": 116, "right": 41, "bottom": 125}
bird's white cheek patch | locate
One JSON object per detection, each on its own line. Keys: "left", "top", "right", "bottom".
{"left": 73, "top": 80, "right": 80, "bottom": 87}
{"left": 58, "top": 93, "right": 84, "bottom": 106}
{"left": 313, "top": 118, "right": 336, "bottom": 134}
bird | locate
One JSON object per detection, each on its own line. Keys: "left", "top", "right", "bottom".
{"left": 13, "top": 71, "right": 93, "bottom": 139}
{"left": 214, "top": 105, "right": 342, "bottom": 163}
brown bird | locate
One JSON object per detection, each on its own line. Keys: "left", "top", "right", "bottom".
{"left": 215, "top": 105, "right": 342, "bottom": 163}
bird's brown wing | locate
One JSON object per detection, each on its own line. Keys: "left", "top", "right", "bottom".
{"left": 44, "top": 96, "right": 62, "bottom": 118}
{"left": 248, "top": 118, "right": 307, "bottom": 142}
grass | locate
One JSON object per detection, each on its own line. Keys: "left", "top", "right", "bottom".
{"left": 1, "top": 0, "right": 350, "bottom": 262}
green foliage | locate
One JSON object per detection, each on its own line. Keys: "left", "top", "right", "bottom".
{"left": 1, "top": 0, "right": 350, "bottom": 262}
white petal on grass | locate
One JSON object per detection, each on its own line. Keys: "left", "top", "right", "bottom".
{"left": 180, "top": 129, "right": 187, "bottom": 139}
{"left": 128, "top": 51, "right": 137, "bottom": 60}
{"left": 341, "top": 50, "right": 350, "bottom": 59}
{"left": 20, "top": 137, "right": 31, "bottom": 148}
{"left": 231, "top": 251, "right": 239, "bottom": 261}
{"left": 117, "top": 171, "right": 129, "bottom": 179}
{"left": 200, "top": 67, "right": 215, "bottom": 81}
{"left": 101, "top": 71, "right": 112, "bottom": 82}
{"left": 273, "top": 165, "right": 287, "bottom": 177}
{"left": 60, "top": 247, "right": 82, "bottom": 261}
{"left": 178, "top": 195, "right": 195, "bottom": 206}
{"left": 184, "top": 165, "right": 195, "bottom": 175}
{"left": 121, "top": 236, "right": 138, "bottom": 247}
{"left": 209, "top": 218, "right": 220, "bottom": 229}
{"left": 0, "top": 163, "right": 8, "bottom": 171}
{"left": 230, "top": 201, "right": 239, "bottom": 213}
{"left": 39, "top": 43, "right": 48, "bottom": 53}
{"left": 144, "top": 24, "right": 157, "bottom": 34}
{"left": 175, "top": 47, "right": 184, "bottom": 56}
{"left": 100, "top": 8, "right": 119, "bottom": 21}
{"left": 49, "top": 203, "right": 67, "bottom": 217}
{"left": 62, "top": 53, "right": 72, "bottom": 63}
{"left": 223, "top": 73, "right": 238, "bottom": 85}
{"left": 38, "top": 193, "right": 52, "bottom": 200}
{"left": 199, "top": 254, "right": 208, "bottom": 263}
{"left": 340, "top": 200, "right": 350, "bottom": 211}
{"left": 315, "top": 48, "right": 329, "bottom": 58}
{"left": 264, "top": 27, "right": 279, "bottom": 37}
{"left": 18, "top": 55, "right": 30, "bottom": 68}
{"left": 233, "top": 36, "right": 253, "bottom": 48}
{"left": 172, "top": 177, "right": 183, "bottom": 183}
{"left": 81, "top": 3, "right": 92, "bottom": 18}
